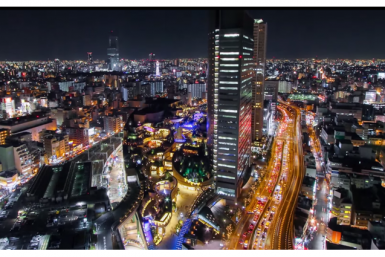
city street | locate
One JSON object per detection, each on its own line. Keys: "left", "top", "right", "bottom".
{"left": 306, "top": 123, "right": 328, "bottom": 250}
{"left": 265, "top": 101, "right": 305, "bottom": 250}
{"left": 227, "top": 120, "right": 286, "bottom": 250}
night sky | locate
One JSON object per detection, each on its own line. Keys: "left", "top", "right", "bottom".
{"left": 1, "top": 9, "right": 385, "bottom": 61}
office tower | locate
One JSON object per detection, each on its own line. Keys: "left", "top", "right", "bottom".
{"left": 0, "top": 97, "right": 15, "bottom": 119}
{"left": 207, "top": 10, "right": 254, "bottom": 204}
{"left": 54, "top": 59, "right": 60, "bottom": 73}
{"left": 252, "top": 19, "right": 267, "bottom": 141}
{"left": 107, "top": 31, "right": 119, "bottom": 71}
{"left": 156, "top": 61, "right": 160, "bottom": 76}
{"left": 149, "top": 53, "right": 155, "bottom": 61}
{"left": 87, "top": 52, "right": 93, "bottom": 63}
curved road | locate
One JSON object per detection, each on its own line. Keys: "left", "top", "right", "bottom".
{"left": 266, "top": 101, "right": 304, "bottom": 250}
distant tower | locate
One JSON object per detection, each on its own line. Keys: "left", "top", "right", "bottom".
{"left": 54, "top": 59, "right": 60, "bottom": 73}
{"left": 107, "top": 31, "right": 119, "bottom": 71}
{"left": 149, "top": 53, "right": 155, "bottom": 61}
{"left": 87, "top": 52, "right": 93, "bottom": 63}
{"left": 156, "top": 61, "right": 160, "bottom": 77}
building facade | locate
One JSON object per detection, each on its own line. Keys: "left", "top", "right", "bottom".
{"left": 252, "top": 19, "right": 267, "bottom": 141}
{"left": 208, "top": 10, "right": 253, "bottom": 203}
{"left": 0, "top": 129, "right": 10, "bottom": 145}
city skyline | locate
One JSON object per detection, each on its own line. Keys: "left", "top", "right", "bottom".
{"left": 1, "top": 8, "right": 385, "bottom": 251}
{"left": 1, "top": 9, "right": 385, "bottom": 60}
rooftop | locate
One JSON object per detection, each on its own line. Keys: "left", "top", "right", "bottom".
{"left": 302, "top": 176, "right": 316, "bottom": 188}
{"left": 0, "top": 170, "right": 17, "bottom": 178}
{"left": 0, "top": 112, "right": 49, "bottom": 126}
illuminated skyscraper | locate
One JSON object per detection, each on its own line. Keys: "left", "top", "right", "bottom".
{"left": 107, "top": 31, "right": 119, "bottom": 71}
{"left": 252, "top": 19, "right": 267, "bottom": 141}
{"left": 156, "top": 61, "right": 160, "bottom": 77}
{"left": 207, "top": 10, "right": 254, "bottom": 204}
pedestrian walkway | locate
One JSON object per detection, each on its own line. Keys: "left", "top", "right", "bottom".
{"left": 175, "top": 218, "right": 192, "bottom": 250}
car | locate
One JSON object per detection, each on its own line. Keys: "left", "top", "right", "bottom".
{"left": 242, "top": 232, "right": 247, "bottom": 238}
{"left": 243, "top": 240, "right": 249, "bottom": 249}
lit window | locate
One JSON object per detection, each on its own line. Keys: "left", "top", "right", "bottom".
{"left": 220, "top": 70, "right": 238, "bottom": 73}
{"left": 220, "top": 64, "right": 239, "bottom": 67}
{"left": 223, "top": 34, "right": 239, "bottom": 37}
{"left": 218, "top": 163, "right": 236, "bottom": 169}
{"left": 220, "top": 52, "right": 239, "bottom": 55}
{"left": 219, "top": 109, "right": 237, "bottom": 113}
{"left": 219, "top": 81, "right": 238, "bottom": 84}
{"left": 218, "top": 175, "right": 235, "bottom": 180}
{"left": 218, "top": 136, "right": 237, "bottom": 140}
{"left": 219, "top": 87, "right": 238, "bottom": 90}
{"left": 221, "top": 58, "right": 239, "bottom": 61}
{"left": 243, "top": 47, "right": 253, "bottom": 51}
{"left": 218, "top": 142, "right": 236, "bottom": 146}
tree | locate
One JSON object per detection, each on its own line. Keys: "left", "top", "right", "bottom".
{"left": 236, "top": 208, "right": 242, "bottom": 220}
{"left": 226, "top": 224, "right": 233, "bottom": 240}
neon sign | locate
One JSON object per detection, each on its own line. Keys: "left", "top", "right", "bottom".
{"left": 144, "top": 126, "right": 155, "bottom": 132}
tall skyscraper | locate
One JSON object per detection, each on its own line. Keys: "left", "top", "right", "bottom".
{"left": 149, "top": 53, "right": 155, "bottom": 60}
{"left": 156, "top": 61, "right": 160, "bottom": 76}
{"left": 207, "top": 10, "right": 254, "bottom": 204}
{"left": 87, "top": 52, "right": 93, "bottom": 63}
{"left": 252, "top": 19, "right": 267, "bottom": 141}
{"left": 107, "top": 31, "right": 119, "bottom": 71}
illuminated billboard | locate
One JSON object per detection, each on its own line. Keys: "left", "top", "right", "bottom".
{"left": 88, "top": 128, "right": 95, "bottom": 136}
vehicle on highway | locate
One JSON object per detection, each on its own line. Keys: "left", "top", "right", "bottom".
{"left": 243, "top": 240, "right": 249, "bottom": 249}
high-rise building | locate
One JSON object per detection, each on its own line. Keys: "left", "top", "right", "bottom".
{"left": 87, "top": 52, "right": 92, "bottom": 63}
{"left": 43, "top": 134, "right": 69, "bottom": 160}
{"left": 252, "top": 19, "right": 267, "bottom": 141}
{"left": 107, "top": 31, "right": 119, "bottom": 71}
{"left": 207, "top": 10, "right": 254, "bottom": 204}
{"left": 0, "top": 97, "right": 15, "bottom": 119}
{"left": 104, "top": 115, "right": 123, "bottom": 134}
{"left": 13, "top": 143, "right": 33, "bottom": 176}
{"left": 66, "top": 127, "right": 89, "bottom": 147}
{"left": 83, "top": 95, "right": 91, "bottom": 106}
{"left": 149, "top": 53, "right": 155, "bottom": 61}
{"left": 264, "top": 80, "right": 279, "bottom": 101}
{"left": 87, "top": 52, "right": 93, "bottom": 63}
{"left": 156, "top": 61, "right": 160, "bottom": 77}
